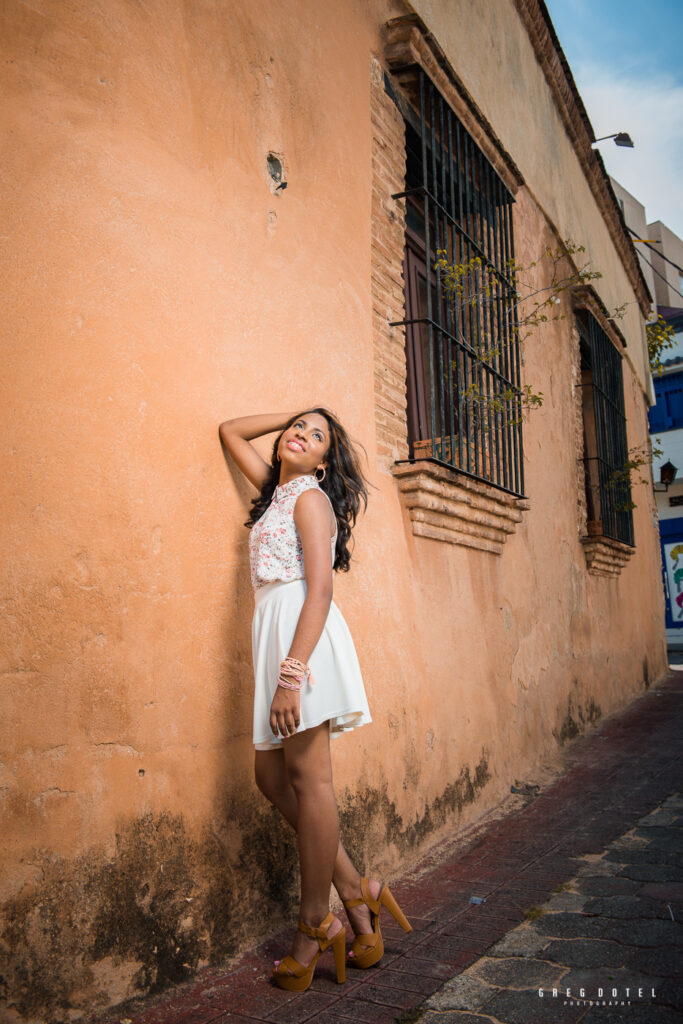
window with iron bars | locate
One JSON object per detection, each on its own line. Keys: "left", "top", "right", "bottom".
{"left": 388, "top": 68, "right": 525, "bottom": 498}
{"left": 578, "top": 309, "right": 635, "bottom": 546}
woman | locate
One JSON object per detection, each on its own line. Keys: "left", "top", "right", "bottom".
{"left": 218, "top": 408, "right": 411, "bottom": 991}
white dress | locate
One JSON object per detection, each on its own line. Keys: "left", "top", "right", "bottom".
{"left": 248, "top": 473, "right": 372, "bottom": 750}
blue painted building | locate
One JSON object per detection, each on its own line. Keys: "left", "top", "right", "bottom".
{"left": 649, "top": 308, "right": 683, "bottom": 645}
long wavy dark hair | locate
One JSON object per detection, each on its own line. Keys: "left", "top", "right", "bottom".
{"left": 243, "top": 408, "right": 373, "bottom": 573}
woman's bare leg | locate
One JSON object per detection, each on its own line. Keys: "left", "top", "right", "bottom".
{"left": 255, "top": 740, "right": 380, "bottom": 957}
{"left": 255, "top": 745, "right": 360, "bottom": 892}
{"left": 275, "top": 722, "right": 341, "bottom": 964}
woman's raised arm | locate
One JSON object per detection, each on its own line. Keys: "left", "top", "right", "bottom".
{"left": 219, "top": 411, "right": 299, "bottom": 491}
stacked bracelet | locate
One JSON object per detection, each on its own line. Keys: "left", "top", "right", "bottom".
{"left": 277, "top": 655, "right": 316, "bottom": 691}
{"left": 277, "top": 677, "right": 301, "bottom": 691}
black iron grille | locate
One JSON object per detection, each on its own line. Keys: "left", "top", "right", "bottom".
{"left": 388, "top": 68, "right": 525, "bottom": 498}
{"left": 578, "top": 311, "right": 635, "bottom": 547}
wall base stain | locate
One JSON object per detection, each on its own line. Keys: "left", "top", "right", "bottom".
{"left": 552, "top": 689, "right": 602, "bottom": 746}
{"left": 0, "top": 755, "right": 490, "bottom": 1023}
{"left": 339, "top": 750, "right": 492, "bottom": 868}
{"left": 0, "top": 799, "right": 298, "bottom": 1024}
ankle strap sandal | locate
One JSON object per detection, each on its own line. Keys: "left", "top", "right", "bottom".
{"left": 272, "top": 912, "right": 347, "bottom": 991}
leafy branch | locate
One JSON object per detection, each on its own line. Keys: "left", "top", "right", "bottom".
{"left": 595, "top": 440, "right": 664, "bottom": 513}
{"left": 647, "top": 314, "right": 676, "bottom": 376}
{"left": 433, "top": 239, "right": 602, "bottom": 431}
{"left": 609, "top": 316, "right": 676, "bottom": 510}
{"left": 435, "top": 240, "right": 667, "bottom": 515}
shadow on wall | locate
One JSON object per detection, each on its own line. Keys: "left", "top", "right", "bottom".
{"left": 217, "top": 445, "right": 262, "bottom": 749}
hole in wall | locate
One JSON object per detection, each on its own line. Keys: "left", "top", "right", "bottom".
{"left": 266, "top": 152, "right": 287, "bottom": 193}
{"left": 267, "top": 153, "right": 283, "bottom": 184}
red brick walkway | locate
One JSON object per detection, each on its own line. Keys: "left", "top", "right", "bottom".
{"left": 90, "top": 670, "right": 683, "bottom": 1024}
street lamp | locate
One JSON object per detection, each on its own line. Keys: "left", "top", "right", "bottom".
{"left": 654, "top": 460, "right": 678, "bottom": 492}
{"left": 592, "top": 132, "right": 634, "bottom": 148}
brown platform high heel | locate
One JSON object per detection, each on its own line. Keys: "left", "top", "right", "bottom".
{"left": 343, "top": 877, "right": 412, "bottom": 969}
{"left": 272, "top": 912, "right": 347, "bottom": 991}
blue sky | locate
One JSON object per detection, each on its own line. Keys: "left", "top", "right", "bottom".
{"left": 544, "top": 0, "right": 683, "bottom": 238}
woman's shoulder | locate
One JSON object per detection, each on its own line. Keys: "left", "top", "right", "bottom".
{"left": 292, "top": 480, "right": 329, "bottom": 511}
{"left": 292, "top": 481, "right": 337, "bottom": 537}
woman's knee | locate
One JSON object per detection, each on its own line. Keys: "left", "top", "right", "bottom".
{"left": 285, "top": 757, "right": 333, "bottom": 798}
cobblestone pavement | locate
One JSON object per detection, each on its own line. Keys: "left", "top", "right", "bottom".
{"left": 416, "top": 791, "right": 683, "bottom": 1024}
{"left": 90, "top": 670, "right": 683, "bottom": 1024}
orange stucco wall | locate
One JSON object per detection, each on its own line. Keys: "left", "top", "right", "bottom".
{"left": 1, "top": 0, "right": 667, "bottom": 1020}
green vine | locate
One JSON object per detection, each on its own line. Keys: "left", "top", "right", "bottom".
{"left": 601, "top": 442, "right": 661, "bottom": 512}
{"left": 434, "top": 240, "right": 672, "bottom": 514}
{"left": 607, "top": 317, "right": 675, "bottom": 510}
{"left": 582, "top": 316, "right": 676, "bottom": 512}
{"left": 647, "top": 313, "right": 676, "bottom": 376}
{"left": 434, "top": 239, "right": 601, "bottom": 430}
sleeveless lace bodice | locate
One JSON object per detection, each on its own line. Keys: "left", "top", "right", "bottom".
{"left": 249, "top": 474, "right": 338, "bottom": 591}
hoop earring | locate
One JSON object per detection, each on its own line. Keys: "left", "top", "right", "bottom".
{"left": 315, "top": 466, "right": 326, "bottom": 482}
{"left": 277, "top": 453, "right": 281, "bottom": 462}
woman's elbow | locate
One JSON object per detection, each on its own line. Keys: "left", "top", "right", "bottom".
{"left": 307, "top": 583, "right": 333, "bottom": 607}
{"left": 219, "top": 420, "right": 235, "bottom": 443}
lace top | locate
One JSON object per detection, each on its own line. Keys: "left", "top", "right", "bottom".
{"left": 249, "top": 474, "right": 338, "bottom": 591}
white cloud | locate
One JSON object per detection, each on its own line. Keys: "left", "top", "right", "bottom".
{"left": 573, "top": 64, "right": 683, "bottom": 239}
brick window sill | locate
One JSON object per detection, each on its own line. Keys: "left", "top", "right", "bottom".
{"left": 392, "top": 460, "right": 529, "bottom": 555}
{"left": 580, "top": 527, "right": 635, "bottom": 576}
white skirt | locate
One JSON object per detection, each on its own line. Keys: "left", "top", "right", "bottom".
{"left": 251, "top": 578, "right": 372, "bottom": 750}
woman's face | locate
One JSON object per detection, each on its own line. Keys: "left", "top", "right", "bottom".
{"left": 278, "top": 413, "right": 330, "bottom": 475}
